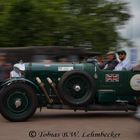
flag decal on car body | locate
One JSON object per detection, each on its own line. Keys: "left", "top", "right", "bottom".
{"left": 105, "top": 74, "right": 119, "bottom": 82}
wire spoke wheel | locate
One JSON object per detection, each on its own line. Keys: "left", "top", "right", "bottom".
{"left": 58, "top": 70, "right": 96, "bottom": 106}
{"left": 0, "top": 83, "right": 37, "bottom": 122}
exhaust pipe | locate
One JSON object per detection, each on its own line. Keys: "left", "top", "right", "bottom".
{"left": 36, "top": 77, "right": 53, "bottom": 104}
{"left": 47, "top": 77, "right": 63, "bottom": 104}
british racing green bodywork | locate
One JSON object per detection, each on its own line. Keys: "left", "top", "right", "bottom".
{"left": 0, "top": 62, "right": 140, "bottom": 121}
{"left": 24, "top": 62, "right": 140, "bottom": 106}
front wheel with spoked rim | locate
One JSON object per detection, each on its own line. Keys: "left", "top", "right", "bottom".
{"left": 0, "top": 83, "right": 38, "bottom": 122}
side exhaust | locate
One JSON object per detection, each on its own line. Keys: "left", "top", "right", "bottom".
{"left": 36, "top": 77, "right": 53, "bottom": 104}
{"left": 47, "top": 77, "right": 63, "bottom": 104}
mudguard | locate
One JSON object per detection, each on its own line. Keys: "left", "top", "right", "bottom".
{"left": 0, "top": 78, "right": 44, "bottom": 106}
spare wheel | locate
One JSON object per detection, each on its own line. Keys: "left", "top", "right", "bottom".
{"left": 58, "top": 70, "right": 96, "bottom": 106}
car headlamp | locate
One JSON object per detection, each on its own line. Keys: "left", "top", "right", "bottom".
{"left": 10, "top": 63, "right": 25, "bottom": 78}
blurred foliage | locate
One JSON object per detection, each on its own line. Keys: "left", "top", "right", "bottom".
{"left": 0, "top": 0, "right": 130, "bottom": 52}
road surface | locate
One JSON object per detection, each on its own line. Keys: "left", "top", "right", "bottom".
{"left": 0, "top": 109, "right": 139, "bottom": 140}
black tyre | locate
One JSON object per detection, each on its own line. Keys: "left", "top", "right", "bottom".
{"left": 0, "top": 83, "right": 37, "bottom": 122}
{"left": 58, "top": 70, "right": 96, "bottom": 106}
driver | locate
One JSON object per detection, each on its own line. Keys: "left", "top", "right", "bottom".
{"left": 114, "top": 50, "right": 132, "bottom": 71}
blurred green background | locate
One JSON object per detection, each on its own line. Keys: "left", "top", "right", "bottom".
{"left": 0, "top": 0, "right": 130, "bottom": 52}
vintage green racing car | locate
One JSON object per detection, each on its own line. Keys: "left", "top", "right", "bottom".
{"left": 0, "top": 60, "right": 140, "bottom": 122}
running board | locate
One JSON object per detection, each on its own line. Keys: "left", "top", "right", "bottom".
{"left": 47, "top": 104, "right": 136, "bottom": 111}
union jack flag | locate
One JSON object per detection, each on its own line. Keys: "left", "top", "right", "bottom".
{"left": 105, "top": 74, "right": 119, "bottom": 82}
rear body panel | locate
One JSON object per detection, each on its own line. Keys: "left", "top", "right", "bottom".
{"left": 23, "top": 62, "right": 140, "bottom": 109}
